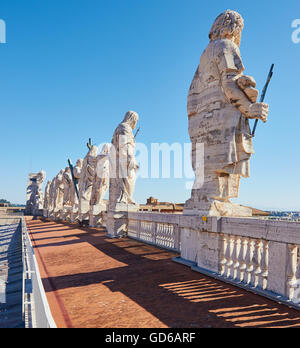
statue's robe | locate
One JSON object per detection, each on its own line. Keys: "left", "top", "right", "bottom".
{"left": 187, "top": 38, "right": 255, "bottom": 209}
{"left": 109, "top": 122, "right": 137, "bottom": 207}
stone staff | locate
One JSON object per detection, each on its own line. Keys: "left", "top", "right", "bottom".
{"left": 134, "top": 126, "right": 140, "bottom": 139}
{"left": 252, "top": 64, "right": 274, "bottom": 137}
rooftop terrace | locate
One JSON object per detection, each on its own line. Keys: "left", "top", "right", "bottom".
{"left": 25, "top": 217, "right": 300, "bottom": 328}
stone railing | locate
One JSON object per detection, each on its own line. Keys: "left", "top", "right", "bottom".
{"left": 174, "top": 216, "right": 300, "bottom": 309}
{"left": 127, "top": 212, "right": 181, "bottom": 252}
{"left": 22, "top": 218, "right": 56, "bottom": 328}
{"left": 125, "top": 213, "right": 300, "bottom": 308}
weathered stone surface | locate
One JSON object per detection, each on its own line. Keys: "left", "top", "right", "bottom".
{"left": 43, "top": 180, "right": 51, "bottom": 217}
{"left": 89, "top": 144, "right": 111, "bottom": 227}
{"left": 53, "top": 169, "right": 64, "bottom": 220}
{"left": 173, "top": 214, "right": 300, "bottom": 307}
{"left": 106, "top": 111, "right": 140, "bottom": 238}
{"left": 267, "top": 242, "right": 289, "bottom": 296}
{"left": 70, "top": 159, "right": 83, "bottom": 223}
{"left": 106, "top": 211, "right": 129, "bottom": 238}
{"left": 184, "top": 10, "right": 269, "bottom": 217}
{"left": 25, "top": 171, "right": 46, "bottom": 216}
{"left": 63, "top": 167, "right": 72, "bottom": 207}
{"left": 108, "top": 111, "right": 140, "bottom": 211}
{"left": 78, "top": 146, "right": 98, "bottom": 222}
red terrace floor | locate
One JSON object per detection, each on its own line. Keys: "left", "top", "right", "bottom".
{"left": 26, "top": 217, "right": 300, "bottom": 328}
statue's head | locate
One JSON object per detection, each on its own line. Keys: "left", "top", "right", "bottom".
{"left": 100, "top": 143, "right": 111, "bottom": 156}
{"left": 89, "top": 145, "right": 98, "bottom": 157}
{"left": 65, "top": 167, "right": 71, "bottom": 173}
{"left": 76, "top": 159, "right": 83, "bottom": 168}
{"left": 123, "top": 110, "right": 139, "bottom": 130}
{"left": 209, "top": 10, "right": 244, "bottom": 46}
{"left": 37, "top": 170, "right": 46, "bottom": 183}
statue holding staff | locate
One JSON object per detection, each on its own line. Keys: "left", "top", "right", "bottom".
{"left": 184, "top": 10, "right": 269, "bottom": 217}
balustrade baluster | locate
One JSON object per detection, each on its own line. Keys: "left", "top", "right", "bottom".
{"left": 245, "top": 238, "right": 255, "bottom": 285}
{"left": 293, "top": 246, "right": 300, "bottom": 304}
{"left": 220, "top": 234, "right": 228, "bottom": 276}
{"left": 253, "top": 240, "right": 263, "bottom": 288}
{"left": 287, "top": 244, "right": 298, "bottom": 301}
{"left": 260, "top": 240, "right": 269, "bottom": 290}
{"left": 226, "top": 235, "right": 235, "bottom": 278}
{"left": 239, "top": 237, "right": 248, "bottom": 283}
{"left": 233, "top": 236, "right": 242, "bottom": 280}
{"left": 151, "top": 221, "right": 156, "bottom": 244}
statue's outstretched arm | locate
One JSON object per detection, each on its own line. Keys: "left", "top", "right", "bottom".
{"left": 221, "top": 74, "right": 268, "bottom": 122}
{"left": 215, "top": 40, "right": 268, "bottom": 122}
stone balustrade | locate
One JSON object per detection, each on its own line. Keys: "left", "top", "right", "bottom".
{"left": 127, "top": 212, "right": 181, "bottom": 252}
{"left": 175, "top": 216, "right": 300, "bottom": 309}
{"left": 125, "top": 212, "right": 300, "bottom": 309}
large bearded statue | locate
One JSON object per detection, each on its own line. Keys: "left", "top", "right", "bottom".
{"left": 184, "top": 10, "right": 269, "bottom": 217}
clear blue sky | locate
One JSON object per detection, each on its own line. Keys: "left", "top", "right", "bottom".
{"left": 0, "top": 0, "right": 299, "bottom": 210}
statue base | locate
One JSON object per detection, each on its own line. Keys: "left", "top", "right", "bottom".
{"left": 106, "top": 203, "right": 140, "bottom": 238}
{"left": 43, "top": 209, "right": 49, "bottom": 218}
{"left": 184, "top": 200, "right": 252, "bottom": 217}
{"left": 53, "top": 208, "right": 63, "bottom": 221}
{"left": 62, "top": 205, "right": 72, "bottom": 221}
{"left": 70, "top": 206, "right": 79, "bottom": 223}
{"left": 89, "top": 203, "right": 107, "bottom": 227}
{"left": 78, "top": 200, "right": 90, "bottom": 222}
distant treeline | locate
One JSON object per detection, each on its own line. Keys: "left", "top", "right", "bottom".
{"left": 0, "top": 199, "right": 25, "bottom": 207}
{"left": 0, "top": 199, "right": 10, "bottom": 204}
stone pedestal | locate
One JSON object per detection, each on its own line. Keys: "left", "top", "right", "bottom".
{"left": 70, "top": 207, "right": 79, "bottom": 223}
{"left": 43, "top": 209, "right": 49, "bottom": 218}
{"left": 184, "top": 201, "right": 252, "bottom": 217}
{"left": 53, "top": 208, "right": 63, "bottom": 221}
{"left": 89, "top": 203, "right": 107, "bottom": 227}
{"left": 62, "top": 205, "right": 72, "bottom": 222}
{"left": 78, "top": 201, "right": 90, "bottom": 222}
{"left": 106, "top": 203, "right": 139, "bottom": 238}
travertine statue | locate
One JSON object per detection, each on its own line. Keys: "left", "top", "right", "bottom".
{"left": 78, "top": 146, "right": 98, "bottom": 221}
{"left": 109, "top": 111, "right": 139, "bottom": 211}
{"left": 89, "top": 144, "right": 111, "bottom": 227}
{"left": 25, "top": 170, "right": 46, "bottom": 216}
{"left": 48, "top": 178, "right": 56, "bottom": 218}
{"left": 43, "top": 180, "right": 51, "bottom": 217}
{"left": 91, "top": 144, "right": 111, "bottom": 206}
{"left": 70, "top": 159, "right": 83, "bottom": 206}
{"left": 53, "top": 169, "right": 64, "bottom": 219}
{"left": 61, "top": 167, "right": 72, "bottom": 220}
{"left": 70, "top": 158, "right": 83, "bottom": 222}
{"left": 63, "top": 167, "right": 72, "bottom": 206}
{"left": 106, "top": 111, "right": 140, "bottom": 238}
{"left": 184, "top": 10, "right": 269, "bottom": 217}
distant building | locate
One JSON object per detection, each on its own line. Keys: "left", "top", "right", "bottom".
{"left": 141, "top": 197, "right": 184, "bottom": 213}
{"left": 146, "top": 197, "right": 159, "bottom": 205}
